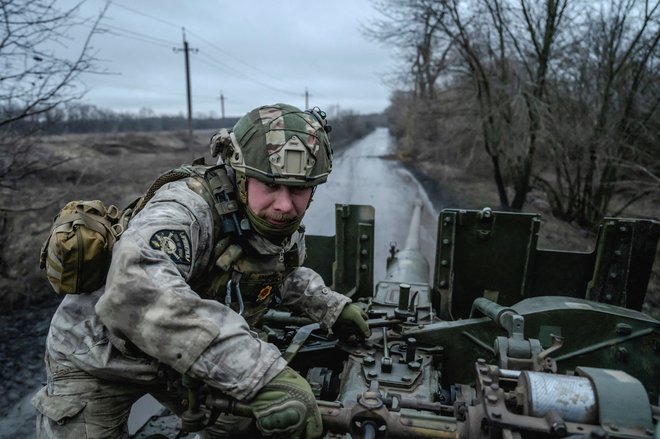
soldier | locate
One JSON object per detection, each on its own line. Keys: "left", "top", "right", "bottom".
{"left": 32, "top": 103, "right": 370, "bottom": 438}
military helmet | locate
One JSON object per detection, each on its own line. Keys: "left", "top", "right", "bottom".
{"left": 220, "top": 103, "right": 332, "bottom": 187}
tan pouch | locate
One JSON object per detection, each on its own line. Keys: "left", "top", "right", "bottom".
{"left": 40, "top": 200, "right": 123, "bottom": 294}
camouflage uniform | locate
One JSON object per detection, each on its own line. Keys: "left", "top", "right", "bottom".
{"left": 33, "top": 177, "right": 350, "bottom": 438}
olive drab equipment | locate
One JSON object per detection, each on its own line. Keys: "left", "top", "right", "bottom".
{"left": 39, "top": 162, "right": 248, "bottom": 295}
{"left": 39, "top": 200, "right": 124, "bottom": 294}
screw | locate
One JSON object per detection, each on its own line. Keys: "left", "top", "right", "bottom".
{"left": 551, "top": 422, "right": 567, "bottom": 436}
{"left": 360, "top": 234, "right": 368, "bottom": 241}
{"left": 442, "top": 238, "right": 450, "bottom": 245}
{"left": 441, "top": 259, "right": 448, "bottom": 266}
{"left": 368, "top": 371, "right": 378, "bottom": 379}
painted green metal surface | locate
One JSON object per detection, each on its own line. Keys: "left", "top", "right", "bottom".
{"left": 305, "top": 204, "right": 374, "bottom": 298}
{"left": 432, "top": 208, "right": 660, "bottom": 320}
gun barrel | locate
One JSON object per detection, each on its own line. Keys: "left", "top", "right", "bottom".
{"left": 403, "top": 200, "right": 422, "bottom": 251}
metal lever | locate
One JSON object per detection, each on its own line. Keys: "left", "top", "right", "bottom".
{"left": 381, "top": 328, "right": 393, "bottom": 373}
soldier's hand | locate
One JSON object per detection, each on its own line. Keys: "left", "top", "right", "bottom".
{"left": 248, "top": 367, "right": 322, "bottom": 439}
{"left": 333, "top": 303, "right": 371, "bottom": 339}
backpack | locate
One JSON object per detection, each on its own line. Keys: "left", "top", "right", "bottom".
{"left": 40, "top": 162, "right": 246, "bottom": 295}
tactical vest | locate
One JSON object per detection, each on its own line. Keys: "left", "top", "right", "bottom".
{"left": 140, "top": 162, "right": 302, "bottom": 328}
{"left": 42, "top": 161, "right": 301, "bottom": 327}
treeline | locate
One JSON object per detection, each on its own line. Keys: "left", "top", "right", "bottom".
{"left": 370, "top": 0, "right": 659, "bottom": 228}
{"left": 327, "top": 110, "right": 386, "bottom": 149}
{"left": 5, "top": 103, "right": 384, "bottom": 147}
{"left": 6, "top": 104, "right": 238, "bottom": 134}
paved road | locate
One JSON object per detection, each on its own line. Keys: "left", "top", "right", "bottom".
{"left": 305, "top": 127, "right": 440, "bottom": 283}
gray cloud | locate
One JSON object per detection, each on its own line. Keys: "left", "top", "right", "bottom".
{"left": 58, "top": 0, "right": 395, "bottom": 117}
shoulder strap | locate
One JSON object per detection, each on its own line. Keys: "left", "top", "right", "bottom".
{"left": 202, "top": 165, "right": 251, "bottom": 237}
{"left": 122, "top": 163, "right": 250, "bottom": 246}
{"left": 134, "top": 168, "right": 195, "bottom": 215}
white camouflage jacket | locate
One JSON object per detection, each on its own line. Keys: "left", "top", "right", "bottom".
{"left": 45, "top": 179, "right": 350, "bottom": 401}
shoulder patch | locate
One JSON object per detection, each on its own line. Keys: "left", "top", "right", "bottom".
{"left": 149, "top": 230, "right": 192, "bottom": 265}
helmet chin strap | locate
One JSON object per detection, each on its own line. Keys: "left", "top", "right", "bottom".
{"left": 245, "top": 205, "right": 302, "bottom": 239}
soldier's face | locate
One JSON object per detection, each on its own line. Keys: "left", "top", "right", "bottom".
{"left": 246, "top": 178, "right": 313, "bottom": 225}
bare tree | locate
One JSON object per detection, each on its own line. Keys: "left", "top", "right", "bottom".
{"left": 0, "top": 0, "right": 105, "bottom": 300}
{"left": 375, "top": 0, "right": 658, "bottom": 225}
{"left": 538, "top": 0, "right": 660, "bottom": 226}
{"left": 0, "top": 0, "right": 106, "bottom": 127}
{"left": 433, "top": 0, "right": 569, "bottom": 209}
{"left": 364, "top": 0, "right": 451, "bottom": 99}
{"left": 0, "top": 0, "right": 105, "bottom": 195}
{"left": 369, "top": 0, "right": 569, "bottom": 210}
{"left": 434, "top": 0, "right": 516, "bottom": 207}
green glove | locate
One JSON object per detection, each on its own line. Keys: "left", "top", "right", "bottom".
{"left": 333, "top": 303, "right": 371, "bottom": 338}
{"left": 248, "top": 367, "right": 322, "bottom": 439}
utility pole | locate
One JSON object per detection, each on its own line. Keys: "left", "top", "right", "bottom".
{"left": 304, "top": 88, "right": 309, "bottom": 109}
{"left": 173, "top": 28, "right": 198, "bottom": 158}
{"left": 219, "top": 91, "right": 225, "bottom": 123}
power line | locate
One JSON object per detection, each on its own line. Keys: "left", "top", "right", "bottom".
{"left": 107, "top": 1, "right": 279, "bottom": 80}
{"left": 185, "top": 28, "right": 288, "bottom": 83}
{"left": 90, "top": 0, "right": 312, "bottom": 113}
{"left": 104, "top": 0, "right": 302, "bottom": 95}
{"left": 104, "top": 29, "right": 174, "bottom": 49}
{"left": 197, "top": 52, "right": 299, "bottom": 96}
{"left": 108, "top": 1, "right": 181, "bottom": 29}
{"left": 102, "top": 22, "right": 177, "bottom": 46}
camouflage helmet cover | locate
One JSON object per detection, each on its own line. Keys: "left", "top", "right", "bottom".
{"left": 224, "top": 103, "right": 332, "bottom": 187}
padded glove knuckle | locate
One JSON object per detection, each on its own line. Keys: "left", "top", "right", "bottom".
{"left": 249, "top": 367, "right": 322, "bottom": 439}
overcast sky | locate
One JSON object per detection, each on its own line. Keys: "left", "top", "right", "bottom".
{"left": 59, "top": 0, "right": 398, "bottom": 118}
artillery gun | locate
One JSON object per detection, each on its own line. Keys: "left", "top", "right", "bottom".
{"left": 134, "top": 202, "right": 660, "bottom": 439}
